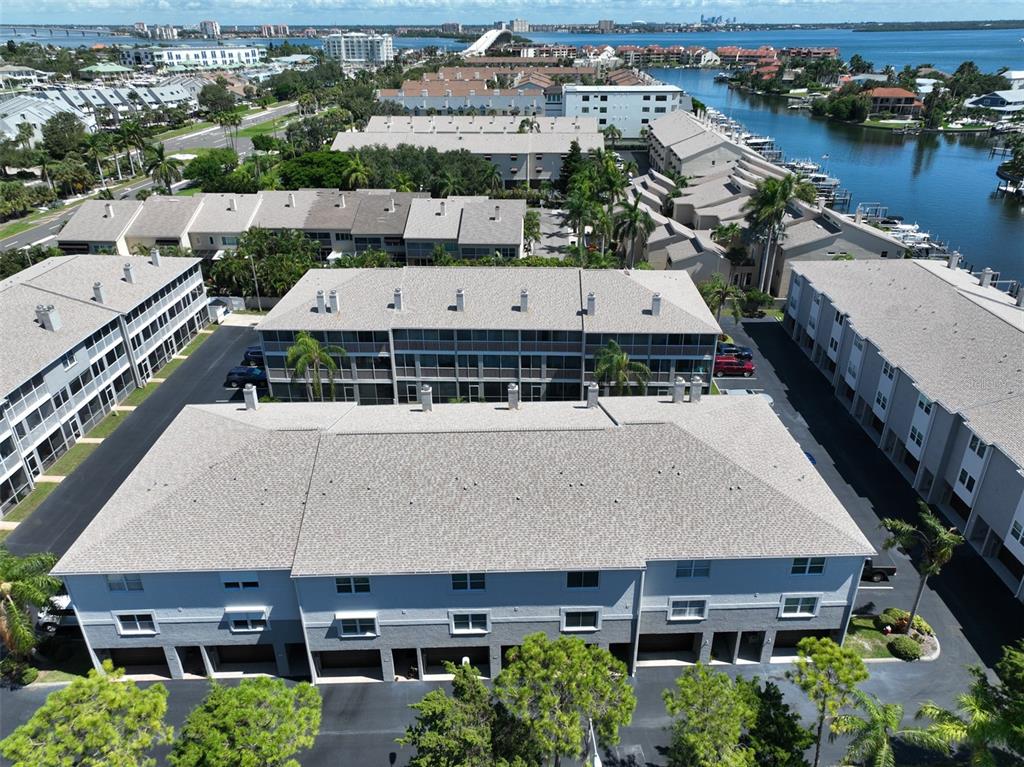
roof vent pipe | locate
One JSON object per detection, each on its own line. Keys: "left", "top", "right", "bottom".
{"left": 123, "top": 263, "right": 136, "bottom": 284}
{"left": 520, "top": 288, "right": 529, "bottom": 312}
{"left": 586, "top": 382, "right": 599, "bottom": 408}
{"left": 328, "top": 289, "right": 340, "bottom": 314}
{"left": 946, "top": 251, "right": 959, "bottom": 269}
{"left": 93, "top": 281, "right": 105, "bottom": 304}
{"left": 104, "top": 202, "right": 114, "bottom": 218}
{"left": 316, "top": 289, "right": 327, "bottom": 313}
{"left": 35, "top": 304, "right": 61, "bottom": 332}
{"left": 150, "top": 247, "right": 161, "bottom": 267}
{"left": 440, "top": 200, "right": 447, "bottom": 216}
{"left": 586, "top": 292, "right": 596, "bottom": 316}
{"left": 228, "top": 197, "right": 237, "bottom": 212}
{"left": 507, "top": 383, "right": 520, "bottom": 410}
{"left": 393, "top": 287, "right": 403, "bottom": 311}
{"left": 340, "top": 194, "right": 346, "bottom": 208}
{"left": 672, "top": 376, "right": 686, "bottom": 403}
{"left": 690, "top": 374, "right": 703, "bottom": 403}
{"left": 287, "top": 192, "right": 295, "bottom": 208}
{"left": 979, "top": 267, "right": 994, "bottom": 288}
{"left": 494, "top": 204, "right": 501, "bottom": 222}
{"left": 455, "top": 288, "right": 465, "bottom": 312}
{"left": 419, "top": 384, "right": 433, "bottom": 412}
{"left": 651, "top": 292, "right": 662, "bottom": 317}
{"left": 388, "top": 197, "right": 396, "bottom": 213}
{"left": 243, "top": 383, "right": 259, "bottom": 411}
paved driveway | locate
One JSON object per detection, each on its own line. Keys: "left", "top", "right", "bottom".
{"left": 4, "top": 326, "right": 258, "bottom": 557}
{"left": 721, "top": 318, "right": 1024, "bottom": 669}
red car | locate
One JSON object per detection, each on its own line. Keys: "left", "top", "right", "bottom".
{"left": 714, "top": 355, "right": 756, "bottom": 378}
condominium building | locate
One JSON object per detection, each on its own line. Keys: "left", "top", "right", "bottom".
{"left": 53, "top": 393, "right": 872, "bottom": 682}
{"left": 783, "top": 259, "right": 1024, "bottom": 600}
{"left": 510, "top": 19, "right": 530, "bottom": 33}
{"left": 322, "top": 33, "right": 394, "bottom": 66}
{"left": 119, "top": 45, "right": 266, "bottom": 69}
{"left": 562, "top": 84, "right": 687, "bottom": 137}
{"left": 199, "top": 20, "right": 222, "bottom": 38}
{"left": 257, "top": 267, "right": 720, "bottom": 404}
{"left": 648, "top": 110, "right": 750, "bottom": 178}
{"left": 0, "top": 95, "right": 96, "bottom": 147}
{"left": 0, "top": 254, "right": 207, "bottom": 514}
{"left": 27, "top": 83, "right": 197, "bottom": 119}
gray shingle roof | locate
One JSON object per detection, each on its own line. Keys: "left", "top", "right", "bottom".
{"left": 188, "top": 193, "right": 262, "bottom": 235}
{"left": 581, "top": 269, "right": 720, "bottom": 335}
{"left": 125, "top": 195, "right": 204, "bottom": 240}
{"left": 458, "top": 199, "right": 526, "bottom": 246}
{"left": 404, "top": 197, "right": 487, "bottom": 241}
{"left": 792, "top": 259, "right": 1024, "bottom": 469}
{"left": 350, "top": 192, "right": 425, "bottom": 236}
{"left": 56, "top": 200, "right": 142, "bottom": 244}
{"left": 250, "top": 190, "right": 320, "bottom": 230}
{"left": 53, "top": 396, "right": 872, "bottom": 576}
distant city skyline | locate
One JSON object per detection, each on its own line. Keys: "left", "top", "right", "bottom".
{"left": 5, "top": 1, "right": 1018, "bottom": 28}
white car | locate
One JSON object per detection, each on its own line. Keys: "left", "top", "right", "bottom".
{"left": 721, "top": 388, "right": 774, "bottom": 406}
{"left": 36, "top": 594, "right": 78, "bottom": 634}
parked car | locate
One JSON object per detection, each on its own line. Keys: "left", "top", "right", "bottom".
{"left": 224, "top": 366, "right": 267, "bottom": 388}
{"left": 718, "top": 342, "right": 753, "bottom": 360}
{"left": 861, "top": 555, "right": 898, "bottom": 583}
{"left": 721, "top": 388, "right": 774, "bottom": 406}
{"left": 36, "top": 594, "right": 78, "bottom": 635}
{"left": 243, "top": 345, "right": 264, "bottom": 366}
{"left": 713, "top": 355, "right": 755, "bottom": 378}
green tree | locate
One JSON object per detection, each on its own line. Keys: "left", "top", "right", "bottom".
{"left": 41, "top": 112, "right": 86, "bottom": 159}
{"left": 183, "top": 147, "right": 239, "bottom": 191}
{"left": 0, "top": 661, "right": 172, "bottom": 767}
{"left": 286, "top": 330, "right": 347, "bottom": 402}
{"left": 741, "top": 679, "right": 813, "bottom": 767}
{"left": 144, "top": 143, "right": 183, "bottom": 192}
{"left": 168, "top": 677, "right": 321, "bottom": 767}
{"left": 848, "top": 54, "right": 874, "bottom": 74}
{"left": 612, "top": 196, "right": 656, "bottom": 268}
{"left": 663, "top": 663, "right": 755, "bottom": 767}
{"left": 786, "top": 636, "right": 868, "bottom": 767}
{"left": 916, "top": 674, "right": 1017, "bottom": 767}
{"left": 698, "top": 273, "right": 744, "bottom": 322}
{"left": 82, "top": 131, "right": 110, "bottom": 188}
{"left": 398, "top": 662, "right": 495, "bottom": 766}
{"left": 342, "top": 152, "right": 370, "bottom": 188}
{"left": 434, "top": 168, "right": 465, "bottom": 197}
{"left": 494, "top": 632, "right": 636, "bottom": 767}
{"left": 0, "top": 548, "right": 61, "bottom": 660}
{"left": 594, "top": 339, "right": 650, "bottom": 396}
{"left": 15, "top": 121, "right": 34, "bottom": 151}
{"left": 116, "top": 119, "right": 145, "bottom": 176}
{"left": 743, "top": 174, "right": 817, "bottom": 292}
{"left": 881, "top": 501, "right": 964, "bottom": 635}
{"left": 198, "top": 82, "right": 236, "bottom": 115}
{"left": 990, "top": 640, "right": 1024, "bottom": 754}
{"left": 523, "top": 208, "right": 541, "bottom": 253}
{"left": 832, "top": 689, "right": 942, "bottom": 767}
{"left": 601, "top": 124, "right": 622, "bottom": 148}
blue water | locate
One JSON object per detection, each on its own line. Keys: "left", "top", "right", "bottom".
{"left": 653, "top": 68, "right": 1024, "bottom": 282}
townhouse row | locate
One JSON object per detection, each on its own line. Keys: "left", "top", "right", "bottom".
{"left": 54, "top": 394, "right": 874, "bottom": 682}
{"left": 784, "top": 258, "right": 1024, "bottom": 600}
{"left": 56, "top": 193, "right": 527, "bottom": 263}
{"left": 255, "top": 267, "right": 722, "bottom": 404}
{"left": 0, "top": 253, "right": 208, "bottom": 514}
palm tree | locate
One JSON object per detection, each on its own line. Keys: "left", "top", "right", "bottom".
{"left": 881, "top": 501, "right": 964, "bottom": 635}
{"left": 698, "top": 273, "right": 744, "bottom": 322}
{"left": 566, "top": 187, "right": 598, "bottom": 249}
{"left": 434, "top": 168, "right": 464, "bottom": 197}
{"left": 832, "top": 689, "right": 944, "bottom": 767}
{"left": 0, "top": 549, "right": 61, "bottom": 661}
{"left": 285, "top": 331, "right": 347, "bottom": 402}
{"left": 601, "top": 124, "right": 622, "bottom": 148}
{"left": 15, "top": 122, "right": 34, "bottom": 152}
{"left": 117, "top": 120, "right": 144, "bottom": 176}
{"left": 916, "top": 677, "right": 1015, "bottom": 766}
{"left": 342, "top": 153, "right": 370, "bottom": 189}
{"left": 144, "top": 143, "right": 183, "bottom": 192}
{"left": 297, "top": 92, "right": 316, "bottom": 117}
{"left": 82, "top": 132, "right": 109, "bottom": 188}
{"left": 612, "top": 196, "right": 656, "bottom": 268}
{"left": 594, "top": 340, "right": 650, "bottom": 396}
{"left": 483, "top": 163, "right": 503, "bottom": 192}
{"left": 393, "top": 172, "right": 414, "bottom": 193}
{"left": 517, "top": 116, "right": 539, "bottom": 133}
{"left": 742, "top": 174, "right": 818, "bottom": 292}
{"left": 712, "top": 222, "right": 743, "bottom": 247}
{"left": 216, "top": 111, "right": 242, "bottom": 150}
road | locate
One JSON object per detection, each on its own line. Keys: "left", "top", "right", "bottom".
{"left": 3, "top": 326, "right": 258, "bottom": 557}
{"left": 0, "top": 102, "right": 296, "bottom": 253}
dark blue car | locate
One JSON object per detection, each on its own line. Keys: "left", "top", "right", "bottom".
{"left": 718, "top": 342, "right": 754, "bottom": 360}
{"left": 243, "top": 345, "right": 264, "bottom": 366}
{"left": 224, "top": 366, "right": 267, "bottom": 388}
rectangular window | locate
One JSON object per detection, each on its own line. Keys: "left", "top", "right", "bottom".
{"left": 875, "top": 392, "right": 888, "bottom": 410}
{"left": 562, "top": 610, "right": 600, "bottom": 631}
{"left": 882, "top": 361, "right": 895, "bottom": 380}
{"left": 115, "top": 612, "right": 157, "bottom": 635}
{"left": 968, "top": 435, "right": 987, "bottom": 458}
{"left": 339, "top": 617, "right": 377, "bottom": 636}
{"left": 791, "top": 557, "right": 826, "bottom": 575}
{"left": 451, "top": 613, "right": 489, "bottom": 633}
{"left": 834, "top": 310, "right": 843, "bottom": 324}
{"left": 909, "top": 426, "right": 924, "bottom": 447}
{"left": 452, "top": 573, "right": 486, "bottom": 591}
{"left": 566, "top": 571, "right": 599, "bottom": 589}
{"left": 828, "top": 337, "right": 839, "bottom": 352}
{"left": 853, "top": 337, "right": 864, "bottom": 351}
{"left": 917, "top": 395, "right": 932, "bottom": 415}
{"left": 847, "top": 363, "right": 858, "bottom": 379}
{"left": 60, "top": 352, "right": 76, "bottom": 370}
{"left": 106, "top": 574, "right": 143, "bottom": 592}
{"left": 1012, "top": 521, "right": 1023, "bottom": 543}
{"left": 958, "top": 469, "right": 976, "bottom": 493}
{"left": 780, "top": 596, "right": 818, "bottom": 617}
{"left": 223, "top": 573, "right": 259, "bottom": 590}
{"left": 669, "top": 599, "right": 707, "bottom": 620}
{"left": 336, "top": 576, "right": 370, "bottom": 594}
{"left": 229, "top": 616, "right": 267, "bottom": 632}
{"left": 675, "top": 560, "right": 711, "bottom": 578}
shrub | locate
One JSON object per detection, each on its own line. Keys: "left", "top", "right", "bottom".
{"left": 888, "top": 635, "right": 922, "bottom": 661}
{"left": 18, "top": 666, "right": 39, "bottom": 685}
{"left": 876, "top": 608, "right": 934, "bottom": 636}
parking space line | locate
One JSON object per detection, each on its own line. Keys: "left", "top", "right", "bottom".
{"left": 859, "top": 585, "right": 894, "bottom": 590}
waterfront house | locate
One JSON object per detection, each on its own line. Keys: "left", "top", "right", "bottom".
{"left": 965, "top": 90, "right": 1024, "bottom": 116}
{"left": 865, "top": 87, "right": 923, "bottom": 118}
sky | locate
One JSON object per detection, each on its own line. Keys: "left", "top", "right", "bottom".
{"left": 4, "top": 0, "right": 1022, "bottom": 27}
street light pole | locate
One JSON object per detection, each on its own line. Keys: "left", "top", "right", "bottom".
{"left": 247, "top": 253, "right": 263, "bottom": 312}
{"left": 589, "top": 718, "right": 602, "bottom": 767}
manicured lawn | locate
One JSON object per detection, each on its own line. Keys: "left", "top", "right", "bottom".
{"left": 47, "top": 443, "right": 100, "bottom": 476}
{"left": 152, "top": 121, "right": 215, "bottom": 141}
{"left": 237, "top": 114, "right": 294, "bottom": 139}
{"left": 157, "top": 357, "right": 187, "bottom": 376}
{"left": 846, "top": 615, "right": 895, "bottom": 659}
{"left": 175, "top": 186, "right": 203, "bottom": 196}
{"left": 87, "top": 411, "right": 128, "bottom": 438}
{"left": 5, "top": 482, "right": 59, "bottom": 523}
{"left": 34, "top": 640, "right": 93, "bottom": 684}
{"left": 181, "top": 329, "right": 216, "bottom": 356}
{"left": 123, "top": 382, "right": 161, "bottom": 406}
{"left": 862, "top": 119, "right": 922, "bottom": 130}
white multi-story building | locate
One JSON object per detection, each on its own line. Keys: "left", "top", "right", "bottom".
{"left": 322, "top": 32, "right": 394, "bottom": 66}
{"left": 53, "top": 391, "right": 872, "bottom": 682}
{"left": 119, "top": 45, "right": 266, "bottom": 69}
{"left": 510, "top": 19, "right": 530, "bottom": 33}
{"left": 0, "top": 251, "right": 207, "bottom": 514}
{"left": 199, "top": 20, "right": 221, "bottom": 38}
{"left": 784, "top": 258, "right": 1024, "bottom": 601}
{"left": 562, "top": 84, "right": 687, "bottom": 137}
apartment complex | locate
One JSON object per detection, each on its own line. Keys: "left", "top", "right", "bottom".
{"left": 561, "top": 84, "right": 687, "bottom": 137}
{"left": 322, "top": 33, "right": 394, "bottom": 66}
{"left": 54, "top": 394, "right": 872, "bottom": 682}
{"left": 0, "top": 254, "right": 207, "bottom": 514}
{"left": 55, "top": 192, "right": 526, "bottom": 263}
{"left": 119, "top": 45, "right": 266, "bottom": 69}
{"left": 0, "top": 95, "right": 96, "bottom": 147}
{"left": 332, "top": 115, "right": 604, "bottom": 186}
{"left": 256, "top": 267, "right": 720, "bottom": 404}
{"left": 26, "top": 83, "right": 197, "bottom": 119}
{"left": 784, "top": 259, "right": 1024, "bottom": 600}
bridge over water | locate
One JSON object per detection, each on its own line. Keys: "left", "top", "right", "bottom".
{"left": 463, "top": 28, "right": 513, "bottom": 56}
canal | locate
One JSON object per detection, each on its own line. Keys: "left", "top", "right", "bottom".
{"left": 652, "top": 68, "right": 1024, "bottom": 283}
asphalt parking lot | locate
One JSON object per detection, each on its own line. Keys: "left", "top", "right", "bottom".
{"left": 4, "top": 325, "right": 259, "bottom": 557}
